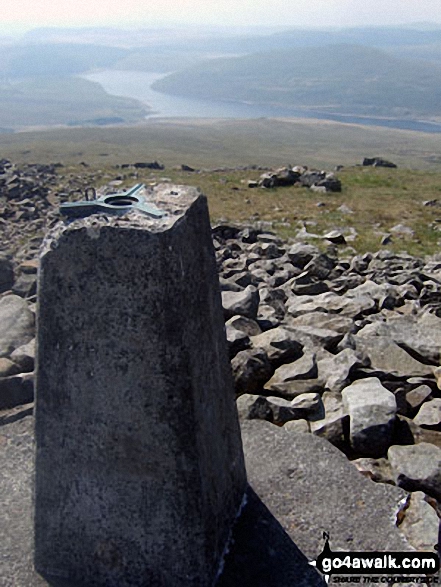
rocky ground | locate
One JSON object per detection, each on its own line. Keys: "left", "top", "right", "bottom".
{"left": 1, "top": 160, "right": 441, "bottom": 571}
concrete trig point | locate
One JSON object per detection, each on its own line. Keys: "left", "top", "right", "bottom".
{"left": 34, "top": 184, "right": 247, "bottom": 586}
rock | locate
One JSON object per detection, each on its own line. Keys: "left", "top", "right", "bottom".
{"left": 0, "top": 256, "right": 14, "bottom": 293}
{"left": 236, "top": 394, "right": 272, "bottom": 422}
{"left": 265, "top": 352, "right": 318, "bottom": 387}
{"left": 356, "top": 313, "right": 441, "bottom": 364}
{"left": 222, "top": 285, "right": 260, "bottom": 320}
{"left": 413, "top": 398, "right": 441, "bottom": 429}
{"left": 226, "top": 315, "right": 262, "bottom": 337}
{"left": 231, "top": 348, "right": 273, "bottom": 396}
{"left": 389, "top": 224, "right": 415, "bottom": 239}
{"left": 405, "top": 384, "right": 432, "bottom": 413}
{"left": 251, "top": 327, "right": 303, "bottom": 365}
{"left": 351, "top": 457, "right": 395, "bottom": 485}
{"left": 399, "top": 491, "right": 440, "bottom": 552}
{"left": 241, "top": 420, "right": 410, "bottom": 558}
{"left": 0, "top": 358, "right": 20, "bottom": 378}
{"left": 287, "top": 291, "right": 375, "bottom": 320}
{"left": 290, "top": 393, "right": 321, "bottom": 415}
{"left": 266, "top": 396, "right": 302, "bottom": 425}
{"left": 322, "top": 230, "right": 346, "bottom": 245}
{"left": 10, "top": 339, "right": 35, "bottom": 373}
{"left": 354, "top": 335, "right": 434, "bottom": 378}
{"left": 286, "top": 312, "right": 354, "bottom": 335}
{"left": 317, "top": 348, "right": 366, "bottom": 392}
{"left": 283, "top": 325, "right": 343, "bottom": 352}
{"left": 0, "top": 373, "right": 34, "bottom": 409}
{"left": 283, "top": 419, "right": 310, "bottom": 433}
{"left": 226, "top": 324, "right": 250, "bottom": 359}
{"left": 388, "top": 443, "right": 441, "bottom": 501}
{"left": 395, "top": 415, "right": 441, "bottom": 449}
{"left": 342, "top": 378, "right": 397, "bottom": 457}
{"left": 362, "top": 157, "right": 397, "bottom": 168}
{"left": 310, "top": 391, "right": 348, "bottom": 450}
{"left": 286, "top": 243, "right": 318, "bottom": 269}
{"left": 0, "top": 295, "right": 35, "bottom": 358}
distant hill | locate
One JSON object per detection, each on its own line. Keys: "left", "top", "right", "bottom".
{"left": 0, "top": 77, "right": 148, "bottom": 128}
{"left": 152, "top": 44, "right": 441, "bottom": 119}
{"left": 0, "top": 43, "right": 130, "bottom": 78}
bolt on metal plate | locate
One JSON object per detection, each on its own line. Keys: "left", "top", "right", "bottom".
{"left": 60, "top": 184, "right": 166, "bottom": 219}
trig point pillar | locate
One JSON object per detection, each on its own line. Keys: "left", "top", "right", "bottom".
{"left": 34, "top": 184, "right": 247, "bottom": 586}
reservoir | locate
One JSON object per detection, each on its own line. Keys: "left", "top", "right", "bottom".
{"left": 84, "top": 70, "right": 441, "bottom": 134}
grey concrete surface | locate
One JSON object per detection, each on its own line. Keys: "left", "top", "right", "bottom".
{"left": 34, "top": 187, "right": 247, "bottom": 586}
{"left": 0, "top": 407, "right": 325, "bottom": 587}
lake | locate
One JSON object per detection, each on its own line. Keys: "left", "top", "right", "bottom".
{"left": 83, "top": 70, "right": 441, "bottom": 134}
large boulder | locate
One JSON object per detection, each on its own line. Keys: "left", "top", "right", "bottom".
{"left": 388, "top": 443, "right": 441, "bottom": 501}
{"left": 251, "top": 327, "right": 303, "bottom": 365}
{"left": 222, "top": 285, "right": 260, "bottom": 320}
{"left": 231, "top": 348, "right": 273, "bottom": 396}
{"left": 0, "top": 373, "right": 34, "bottom": 409}
{"left": 342, "top": 377, "right": 397, "bottom": 457}
{"left": 241, "top": 420, "right": 410, "bottom": 558}
{"left": 0, "top": 295, "right": 35, "bottom": 358}
{"left": 0, "top": 256, "right": 14, "bottom": 293}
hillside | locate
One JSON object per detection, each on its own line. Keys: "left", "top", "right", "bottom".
{"left": 0, "top": 77, "right": 149, "bottom": 129}
{"left": 153, "top": 44, "right": 441, "bottom": 119}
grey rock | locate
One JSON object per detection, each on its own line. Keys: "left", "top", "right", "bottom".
{"left": 318, "top": 348, "right": 366, "bottom": 392}
{"left": 287, "top": 312, "right": 354, "bottom": 335}
{"left": 290, "top": 392, "right": 322, "bottom": 415}
{"left": 396, "top": 415, "right": 441, "bottom": 449}
{"left": 12, "top": 272, "right": 37, "bottom": 298}
{"left": 310, "top": 391, "right": 348, "bottom": 450}
{"left": 413, "top": 398, "right": 441, "bottom": 429}
{"left": 405, "top": 385, "right": 433, "bottom": 412}
{"left": 400, "top": 491, "right": 439, "bottom": 552}
{"left": 303, "top": 253, "right": 336, "bottom": 280}
{"left": 0, "top": 295, "right": 35, "bottom": 358}
{"left": 399, "top": 491, "right": 440, "bottom": 552}
{"left": 222, "top": 285, "right": 260, "bottom": 320}
{"left": 284, "top": 325, "right": 343, "bottom": 352}
{"left": 287, "top": 291, "right": 375, "bottom": 319}
{"left": 354, "top": 335, "right": 434, "bottom": 378}
{"left": 286, "top": 243, "right": 319, "bottom": 269}
{"left": 284, "top": 274, "right": 329, "bottom": 296}
{"left": 351, "top": 457, "right": 395, "bottom": 485}
{"left": 231, "top": 348, "right": 273, "bottom": 396}
{"left": 283, "top": 419, "right": 311, "bottom": 433}
{"left": 226, "top": 324, "right": 250, "bottom": 359}
{"left": 0, "top": 255, "right": 14, "bottom": 293}
{"left": 10, "top": 339, "right": 35, "bottom": 373}
{"left": 226, "top": 315, "right": 262, "bottom": 337}
{"left": 251, "top": 327, "right": 303, "bottom": 365}
{"left": 322, "top": 230, "right": 346, "bottom": 245}
{"left": 264, "top": 378, "right": 324, "bottom": 399}
{"left": 388, "top": 443, "right": 441, "bottom": 501}
{"left": 0, "top": 372, "right": 34, "bottom": 409}
{"left": 266, "top": 396, "right": 303, "bottom": 425}
{"left": 266, "top": 352, "right": 318, "bottom": 387}
{"left": 357, "top": 313, "right": 441, "bottom": 364}
{"left": 241, "top": 420, "right": 410, "bottom": 558}
{"left": 0, "top": 357, "right": 20, "bottom": 377}
{"left": 342, "top": 377, "right": 397, "bottom": 457}
{"left": 236, "top": 394, "right": 272, "bottom": 422}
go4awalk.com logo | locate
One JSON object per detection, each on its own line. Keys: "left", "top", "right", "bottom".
{"left": 309, "top": 532, "right": 440, "bottom": 584}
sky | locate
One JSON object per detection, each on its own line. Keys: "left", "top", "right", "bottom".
{"left": 2, "top": 0, "right": 441, "bottom": 33}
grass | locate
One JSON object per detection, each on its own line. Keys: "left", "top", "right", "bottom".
{"left": 4, "top": 117, "right": 441, "bottom": 257}
{"left": 51, "top": 163, "right": 441, "bottom": 258}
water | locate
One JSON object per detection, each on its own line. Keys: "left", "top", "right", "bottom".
{"left": 83, "top": 70, "right": 441, "bottom": 134}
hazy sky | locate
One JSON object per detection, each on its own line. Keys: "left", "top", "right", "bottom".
{"left": 2, "top": 0, "right": 441, "bottom": 32}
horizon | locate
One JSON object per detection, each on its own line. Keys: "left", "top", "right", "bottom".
{"left": 2, "top": 0, "right": 441, "bottom": 37}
